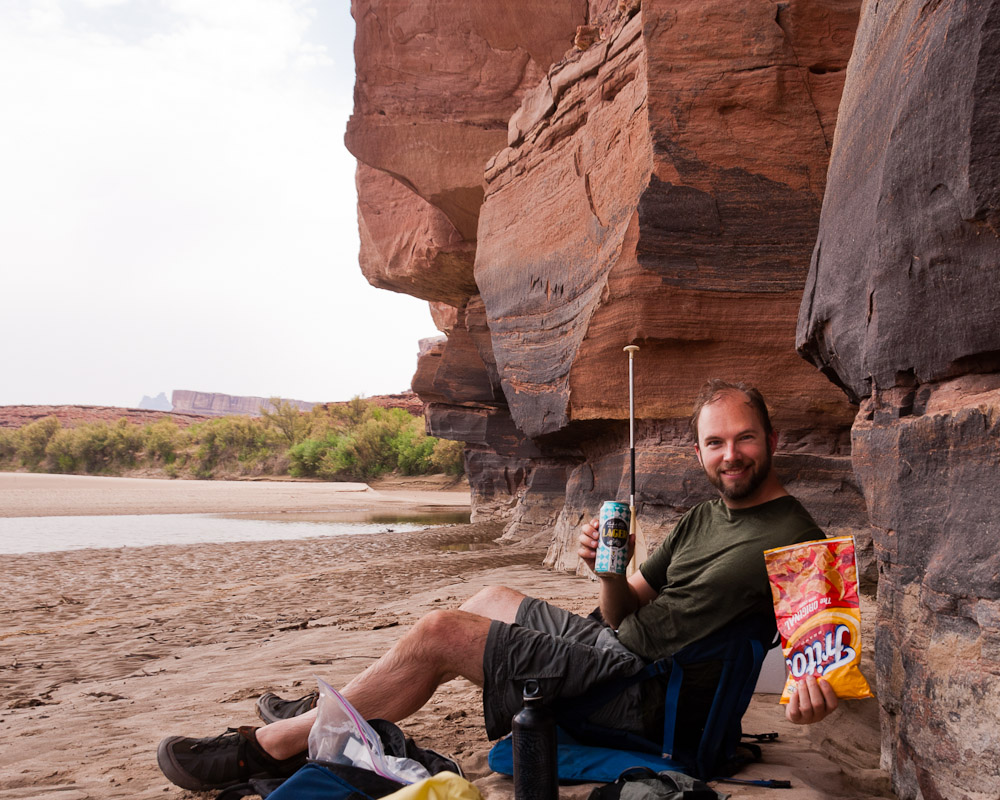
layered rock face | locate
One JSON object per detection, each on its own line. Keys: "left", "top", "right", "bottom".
{"left": 475, "top": 0, "right": 863, "bottom": 562}
{"left": 350, "top": 0, "right": 593, "bottom": 532}
{"left": 356, "top": 164, "right": 477, "bottom": 306}
{"left": 347, "top": 0, "right": 589, "bottom": 240}
{"left": 350, "top": 0, "right": 864, "bottom": 550}
{"left": 796, "top": 2, "right": 1000, "bottom": 797}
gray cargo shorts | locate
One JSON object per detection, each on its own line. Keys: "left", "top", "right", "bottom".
{"left": 481, "top": 596, "right": 660, "bottom": 741}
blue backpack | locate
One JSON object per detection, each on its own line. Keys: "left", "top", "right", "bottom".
{"left": 265, "top": 762, "right": 404, "bottom": 800}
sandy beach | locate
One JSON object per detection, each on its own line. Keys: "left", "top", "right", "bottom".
{"left": 0, "top": 474, "right": 891, "bottom": 800}
{"left": 0, "top": 472, "right": 470, "bottom": 518}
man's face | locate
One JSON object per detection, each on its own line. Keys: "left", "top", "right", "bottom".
{"left": 694, "top": 392, "right": 776, "bottom": 507}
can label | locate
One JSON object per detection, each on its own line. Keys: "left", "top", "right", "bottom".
{"left": 595, "top": 501, "right": 630, "bottom": 575}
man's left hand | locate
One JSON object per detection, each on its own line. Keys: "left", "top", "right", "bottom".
{"left": 785, "top": 675, "right": 838, "bottom": 724}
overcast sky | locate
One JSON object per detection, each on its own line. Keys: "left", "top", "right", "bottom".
{"left": 0, "top": 0, "right": 442, "bottom": 409}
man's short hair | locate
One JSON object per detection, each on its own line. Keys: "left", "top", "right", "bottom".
{"left": 690, "top": 379, "right": 774, "bottom": 440}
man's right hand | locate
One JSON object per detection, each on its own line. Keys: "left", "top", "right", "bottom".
{"left": 578, "top": 517, "right": 636, "bottom": 574}
{"left": 580, "top": 516, "right": 653, "bottom": 627}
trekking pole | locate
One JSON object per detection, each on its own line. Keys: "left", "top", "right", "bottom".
{"left": 623, "top": 345, "right": 645, "bottom": 570}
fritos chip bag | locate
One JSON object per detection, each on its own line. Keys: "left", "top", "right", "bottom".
{"left": 764, "top": 536, "right": 872, "bottom": 703}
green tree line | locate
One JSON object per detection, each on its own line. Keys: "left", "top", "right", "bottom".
{"left": 0, "top": 398, "right": 465, "bottom": 481}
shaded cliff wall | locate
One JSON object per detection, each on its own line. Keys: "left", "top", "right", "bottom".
{"left": 796, "top": 1, "right": 1000, "bottom": 797}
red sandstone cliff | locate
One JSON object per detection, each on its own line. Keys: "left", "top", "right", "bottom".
{"left": 347, "top": 0, "right": 863, "bottom": 561}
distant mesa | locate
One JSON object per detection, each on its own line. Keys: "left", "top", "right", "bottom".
{"left": 170, "top": 390, "right": 315, "bottom": 417}
{"left": 138, "top": 392, "right": 172, "bottom": 411}
{"left": 169, "top": 390, "right": 424, "bottom": 418}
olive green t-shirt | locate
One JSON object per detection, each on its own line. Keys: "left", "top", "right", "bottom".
{"left": 616, "top": 495, "right": 823, "bottom": 663}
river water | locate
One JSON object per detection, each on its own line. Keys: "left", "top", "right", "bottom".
{"left": 0, "top": 509, "right": 472, "bottom": 554}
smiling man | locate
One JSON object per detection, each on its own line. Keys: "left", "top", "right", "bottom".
{"left": 157, "top": 379, "right": 838, "bottom": 793}
{"left": 694, "top": 382, "right": 781, "bottom": 505}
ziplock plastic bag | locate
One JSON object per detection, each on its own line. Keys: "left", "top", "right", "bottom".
{"left": 308, "top": 678, "right": 432, "bottom": 784}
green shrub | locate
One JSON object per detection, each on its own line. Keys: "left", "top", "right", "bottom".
{"left": 72, "top": 424, "right": 109, "bottom": 472}
{"left": 393, "top": 427, "right": 437, "bottom": 475}
{"left": 61, "top": 420, "right": 144, "bottom": 473}
{"left": 43, "top": 427, "right": 79, "bottom": 473}
{"left": 430, "top": 438, "right": 466, "bottom": 476}
{"left": 343, "top": 413, "right": 401, "bottom": 479}
{"left": 289, "top": 435, "right": 341, "bottom": 477}
{"left": 331, "top": 396, "right": 371, "bottom": 428}
{"left": 145, "top": 419, "right": 184, "bottom": 464}
{"left": 108, "top": 418, "right": 145, "bottom": 467}
{"left": 316, "top": 437, "right": 358, "bottom": 480}
{"left": 0, "top": 397, "right": 466, "bottom": 481}
{"left": 16, "top": 417, "right": 61, "bottom": 469}
{"left": 0, "top": 428, "right": 19, "bottom": 465}
{"left": 190, "top": 416, "right": 280, "bottom": 477}
{"left": 290, "top": 406, "right": 443, "bottom": 480}
{"left": 260, "top": 398, "right": 310, "bottom": 446}
{"left": 13, "top": 417, "right": 183, "bottom": 474}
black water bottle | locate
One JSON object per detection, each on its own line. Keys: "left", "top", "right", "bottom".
{"left": 512, "top": 679, "right": 558, "bottom": 800}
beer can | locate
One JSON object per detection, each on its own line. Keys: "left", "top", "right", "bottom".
{"left": 595, "top": 501, "right": 630, "bottom": 575}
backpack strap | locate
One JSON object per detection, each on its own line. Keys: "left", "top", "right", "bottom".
{"left": 691, "top": 636, "right": 764, "bottom": 777}
{"left": 660, "top": 658, "right": 685, "bottom": 759}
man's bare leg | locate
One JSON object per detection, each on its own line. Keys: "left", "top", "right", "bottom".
{"left": 256, "top": 608, "right": 493, "bottom": 760}
{"left": 458, "top": 585, "right": 526, "bottom": 623}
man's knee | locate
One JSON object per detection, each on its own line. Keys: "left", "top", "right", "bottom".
{"left": 405, "top": 609, "right": 491, "bottom": 683}
{"left": 459, "top": 585, "right": 505, "bottom": 611}
{"left": 412, "top": 608, "right": 460, "bottom": 641}
{"left": 408, "top": 609, "right": 485, "bottom": 654}
{"left": 459, "top": 585, "right": 525, "bottom": 622}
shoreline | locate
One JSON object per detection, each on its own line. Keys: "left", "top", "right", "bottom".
{"left": 0, "top": 472, "right": 471, "bottom": 518}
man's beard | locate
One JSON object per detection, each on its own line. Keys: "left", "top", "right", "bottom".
{"left": 705, "top": 451, "right": 771, "bottom": 502}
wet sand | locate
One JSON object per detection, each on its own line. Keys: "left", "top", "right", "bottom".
{"left": 0, "top": 474, "right": 892, "bottom": 799}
